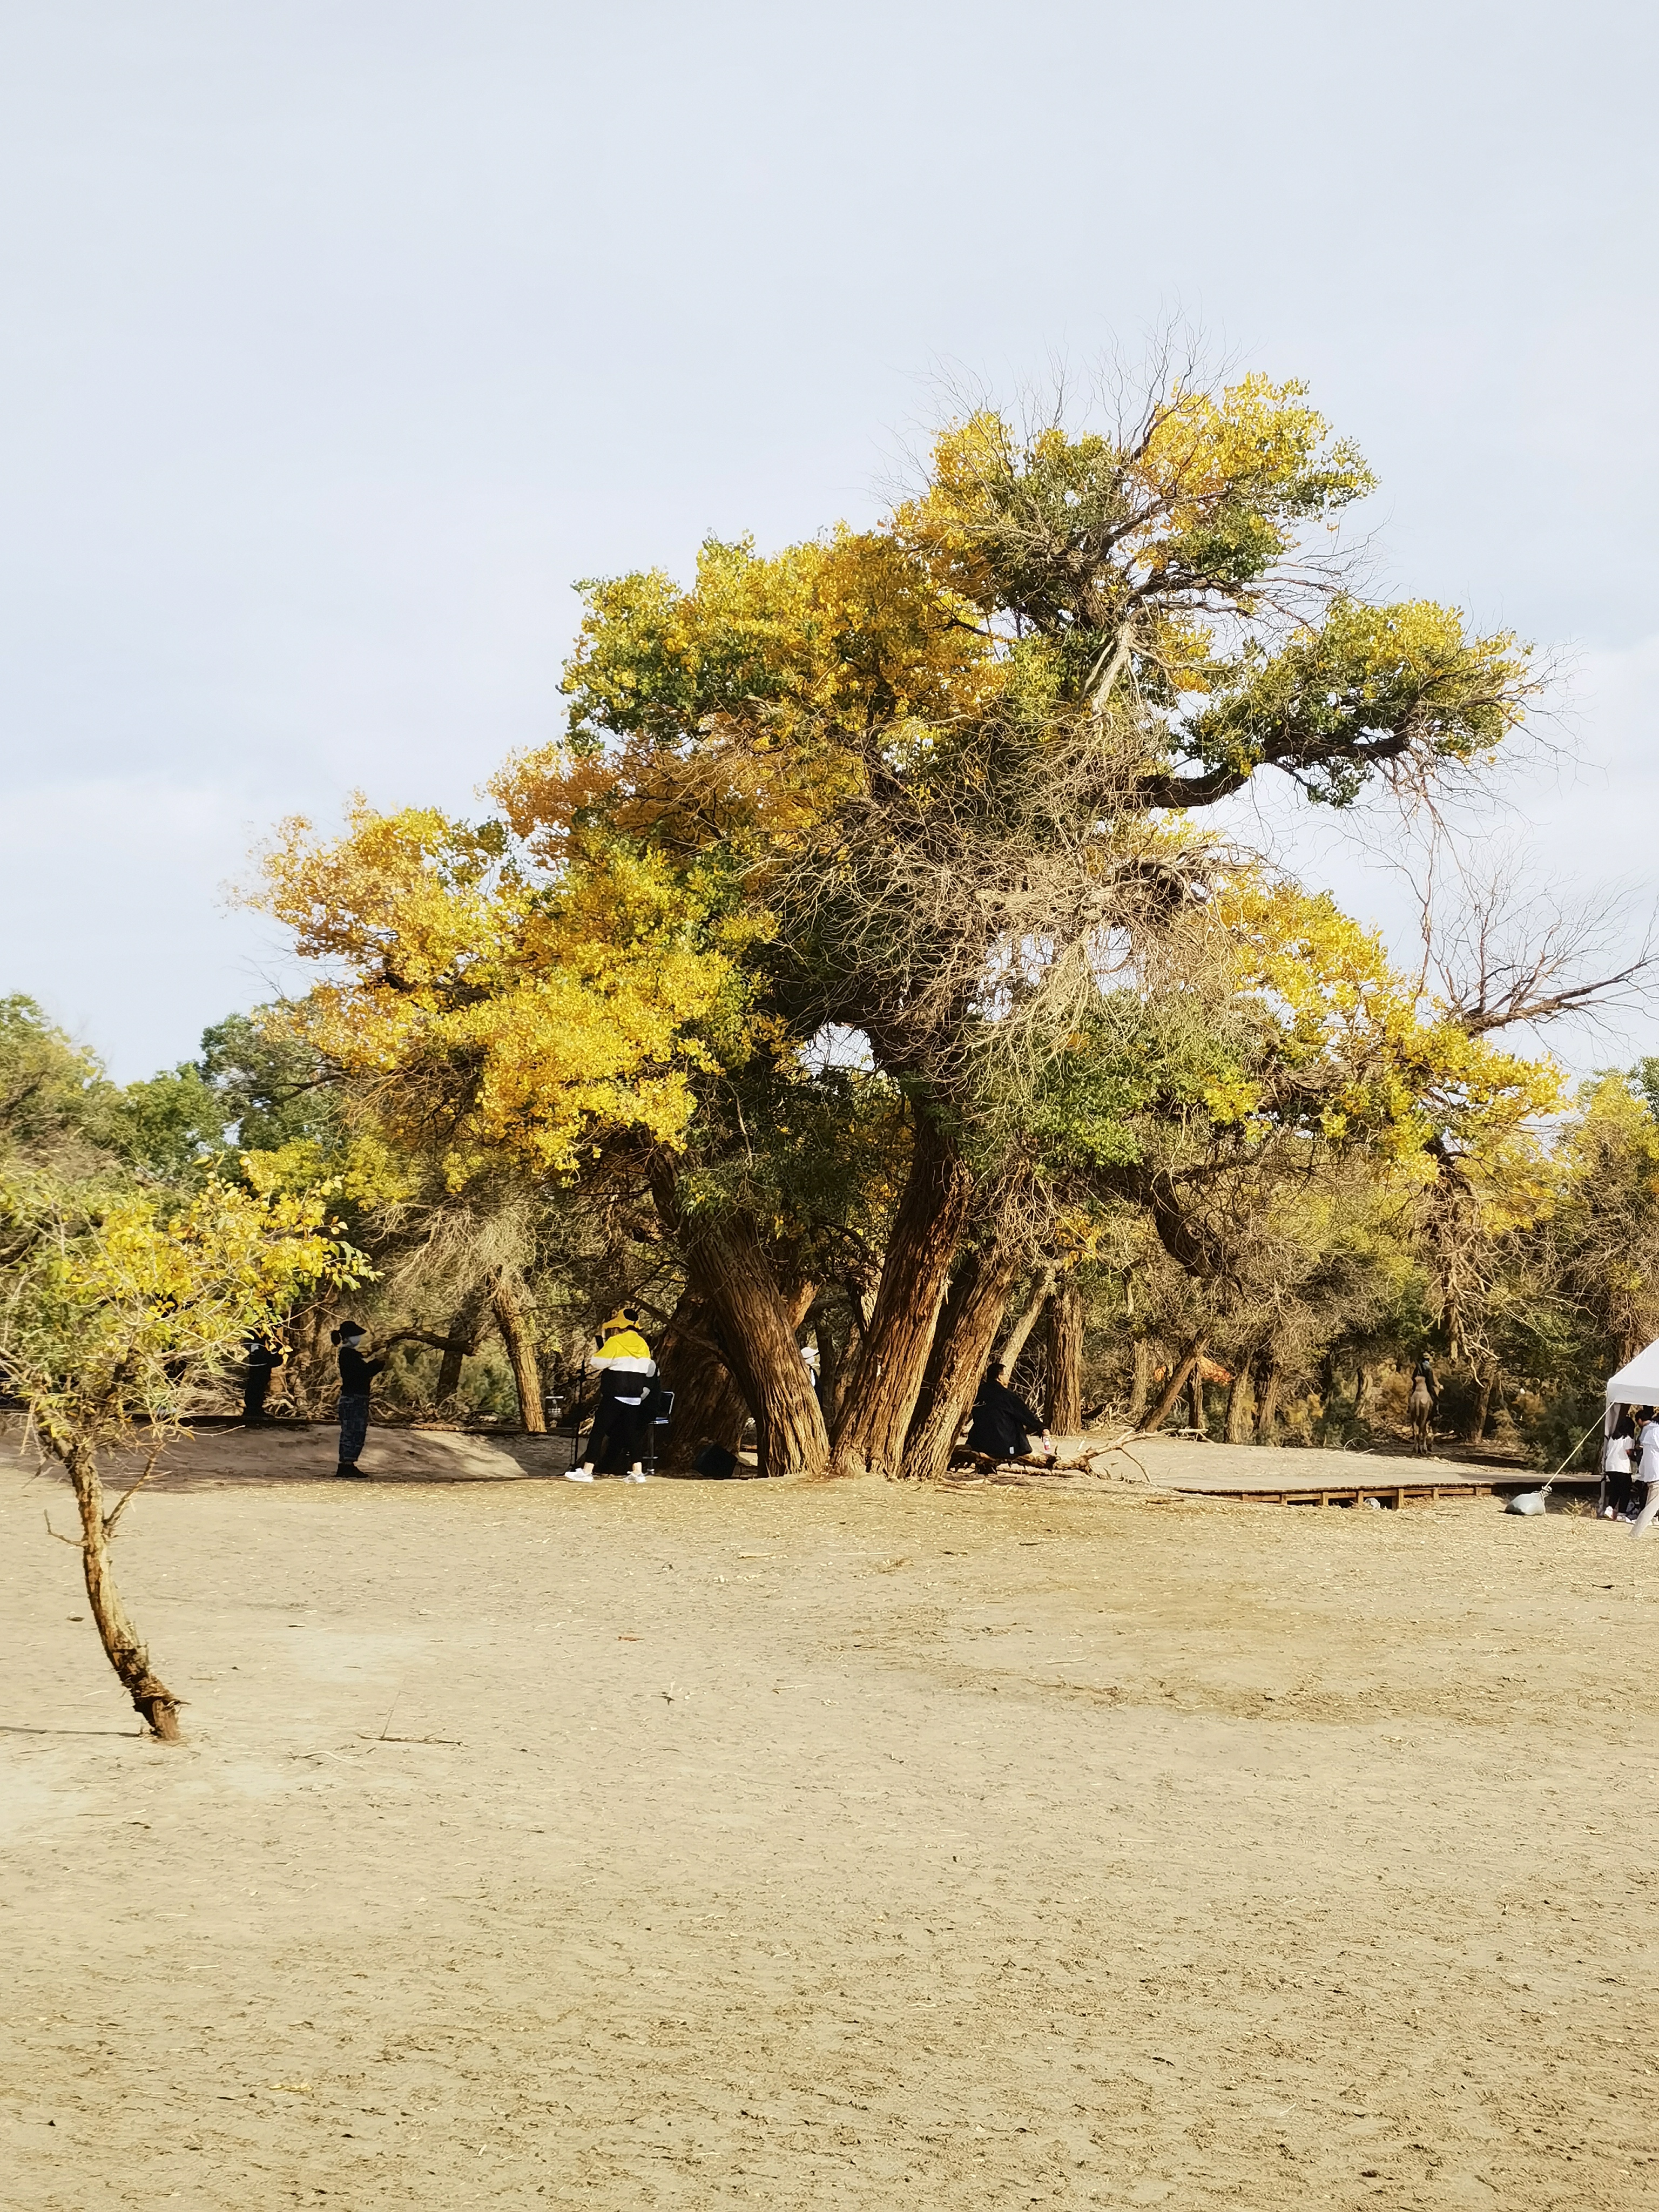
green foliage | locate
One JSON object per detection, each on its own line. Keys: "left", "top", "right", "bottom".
{"left": 199, "top": 1013, "right": 341, "bottom": 1153}
{"left": 1185, "top": 597, "right": 1530, "bottom": 807}
{"left": 0, "top": 995, "right": 112, "bottom": 1155}
{"left": 0, "top": 1159, "right": 367, "bottom": 1455}
{"left": 98, "top": 1063, "right": 230, "bottom": 1179}
{"left": 0, "top": 997, "right": 344, "bottom": 1185}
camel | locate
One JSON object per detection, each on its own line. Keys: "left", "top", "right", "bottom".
{"left": 1407, "top": 1375, "right": 1435, "bottom": 1456}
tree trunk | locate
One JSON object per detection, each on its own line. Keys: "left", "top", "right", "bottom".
{"left": 831, "top": 1111, "right": 976, "bottom": 1479}
{"left": 651, "top": 1287, "right": 751, "bottom": 1471}
{"left": 1044, "top": 1278, "right": 1084, "bottom": 1434}
{"left": 489, "top": 1272, "right": 546, "bottom": 1432}
{"left": 1188, "top": 1361, "right": 1206, "bottom": 1436}
{"left": 906, "top": 1174, "right": 1029, "bottom": 1447}
{"left": 1316, "top": 1350, "right": 1338, "bottom": 1432}
{"left": 435, "top": 1327, "right": 469, "bottom": 1398}
{"left": 64, "top": 1442, "right": 181, "bottom": 1741}
{"left": 280, "top": 1301, "right": 333, "bottom": 1418}
{"left": 651, "top": 1161, "right": 830, "bottom": 1479}
{"left": 841, "top": 1264, "right": 880, "bottom": 1337}
{"left": 810, "top": 1297, "right": 853, "bottom": 1428}
{"left": 435, "top": 1338, "right": 464, "bottom": 1404}
{"left": 765, "top": 1273, "right": 820, "bottom": 1460}
{"left": 435, "top": 1288, "right": 489, "bottom": 1405}
{"left": 1254, "top": 1361, "right": 1283, "bottom": 1444}
{"left": 996, "top": 1263, "right": 1056, "bottom": 1385}
{"left": 1143, "top": 1337, "right": 1205, "bottom": 1433}
{"left": 1225, "top": 1362, "right": 1255, "bottom": 1443}
{"left": 901, "top": 1235, "right": 1029, "bottom": 1482}
{"left": 1127, "top": 1338, "right": 1152, "bottom": 1425}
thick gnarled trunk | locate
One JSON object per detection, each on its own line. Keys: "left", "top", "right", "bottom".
{"left": 650, "top": 1161, "right": 830, "bottom": 1479}
{"left": 64, "top": 1443, "right": 181, "bottom": 1742}
{"left": 831, "top": 1111, "right": 976, "bottom": 1479}
{"left": 652, "top": 1288, "right": 751, "bottom": 1471}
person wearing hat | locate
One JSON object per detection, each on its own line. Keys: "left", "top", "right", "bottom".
{"left": 241, "top": 1330, "right": 285, "bottom": 1425}
{"left": 566, "top": 1308, "right": 657, "bottom": 1482}
{"left": 331, "top": 1322, "right": 384, "bottom": 1479}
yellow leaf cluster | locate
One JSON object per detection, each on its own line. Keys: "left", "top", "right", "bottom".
{"left": 252, "top": 801, "right": 736, "bottom": 1178}
{"left": 563, "top": 529, "right": 996, "bottom": 755}
{"left": 0, "top": 1165, "right": 365, "bottom": 1453}
{"left": 1201, "top": 879, "right": 1563, "bottom": 1163}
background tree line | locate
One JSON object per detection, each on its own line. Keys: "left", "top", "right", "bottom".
{"left": 9, "top": 361, "right": 1657, "bottom": 1488}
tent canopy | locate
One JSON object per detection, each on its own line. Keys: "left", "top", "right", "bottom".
{"left": 1606, "top": 1339, "right": 1659, "bottom": 1406}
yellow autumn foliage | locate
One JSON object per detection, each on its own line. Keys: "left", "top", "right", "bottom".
{"left": 0, "top": 1164, "right": 365, "bottom": 1453}
{"left": 254, "top": 799, "right": 737, "bottom": 1179}
{"left": 1204, "top": 879, "right": 1562, "bottom": 1168}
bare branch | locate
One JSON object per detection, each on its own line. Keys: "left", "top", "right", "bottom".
{"left": 1404, "top": 830, "right": 1659, "bottom": 1040}
{"left": 103, "top": 1435, "right": 171, "bottom": 1537}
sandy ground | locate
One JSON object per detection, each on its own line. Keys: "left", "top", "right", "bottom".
{"left": 4, "top": 1430, "right": 1658, "bottom": 2210}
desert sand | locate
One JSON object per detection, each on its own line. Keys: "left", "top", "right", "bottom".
{"left": 4, "top": 1425, "right": 1658, "bottom": 2209}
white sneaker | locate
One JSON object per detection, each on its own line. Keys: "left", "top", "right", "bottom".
{"left": 563, "top": 1468, "right": 595, "bottom": 1483}
{"left": 623, "top": 1470, "right": 648, "bottom": 1483}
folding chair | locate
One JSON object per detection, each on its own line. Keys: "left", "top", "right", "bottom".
{"left": 643, "top": 1388, "right": 675, "bottom": 1477}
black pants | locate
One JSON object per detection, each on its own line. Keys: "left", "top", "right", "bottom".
{"left": 339, "top": 1394, "right": 370, "bottom": 1466}
{"left": 244, "top": 1369, "right": 271, "bottom": 1422}
{"left": 588, "top": 1388, "right": 652, "bottom": 1472}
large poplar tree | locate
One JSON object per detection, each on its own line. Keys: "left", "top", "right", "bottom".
{"left": 258, "top": 366, "right": 1535, "bottom": 1476}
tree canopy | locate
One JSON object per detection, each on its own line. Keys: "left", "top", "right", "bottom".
{"left": 252, "top": 366, "right": 1555, "bottom": 1478}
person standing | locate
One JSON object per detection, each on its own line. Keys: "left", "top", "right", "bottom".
{"left": 565, "top": 1309, "right": 657, "bottom": 1482}
{"left": 332, "top": 1322, "right": 383, "bottom": 1480}
{"left": 1633, "top": 1408, "right": 1659, "bottom": 1535}
{"left": 241, "top": 1331, "right": 284, "bottom": 1425}
{"left": 1602, "top": 1409, "right": 1637, "bottom": 1519}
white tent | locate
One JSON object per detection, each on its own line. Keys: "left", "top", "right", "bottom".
{"left": 1606, "top": 1339, "right": 1659, "bottom": 1406}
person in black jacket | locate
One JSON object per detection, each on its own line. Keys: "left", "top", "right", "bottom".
{"left": 241, "top": 1332, "right": 284, "bottom": 1425}
{"left": 566, "top": 1311, "right": 658, "bottom": 1482}
{"left": 332, "top": 1323, "right": 383, "bottom": 1479}
{"left": 966, "top": 1369, "right": 1051, "bottom": 1462}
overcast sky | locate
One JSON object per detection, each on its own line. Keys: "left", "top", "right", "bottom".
{"left": 2, "top": 0, "right": 1655, "bottom": 1078}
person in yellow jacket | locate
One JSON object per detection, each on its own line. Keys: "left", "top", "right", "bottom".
{"left": 565, "top": 1309, "right": 658, "bottom": 1482}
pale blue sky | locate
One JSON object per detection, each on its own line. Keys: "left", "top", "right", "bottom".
{"left": 2, "top": 0, "right": 1655, "bottom": 1076}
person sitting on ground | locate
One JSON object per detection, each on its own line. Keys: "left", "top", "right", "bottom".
{"left": 966, "top": 1367, "right": 1051, "bottom": 1463}
{"left": 332, "top": 1321, "right": 384, "bottom": 1480}
{"left": 565, "top": 1308, "right": 657, "bottom": 1483}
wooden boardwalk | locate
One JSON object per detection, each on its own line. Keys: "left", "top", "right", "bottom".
{"left": 1052, "top": 1433, "right": 1545, "bottom": 1508}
